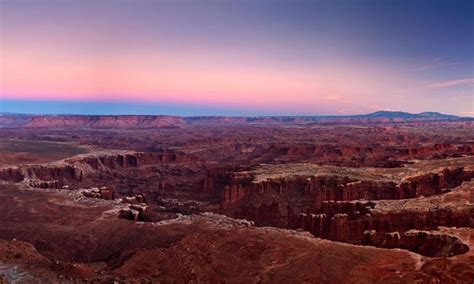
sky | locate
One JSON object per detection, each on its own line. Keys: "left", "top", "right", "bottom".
{"left": 0, "top": 0, "right": 473, "bottom": 116}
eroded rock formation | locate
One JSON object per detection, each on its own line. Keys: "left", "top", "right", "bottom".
{"left": 363, "top": 229, "right": 470, "bottom": 257}
{"left": 219, "top": 163, "right": 474, "bottom": 227}
{"left": 82, "top": 186, "right": 115, "bottom": 200}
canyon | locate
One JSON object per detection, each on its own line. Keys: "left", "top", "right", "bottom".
{"left": 0, "top": 113, "right": 473, "bottom": 282}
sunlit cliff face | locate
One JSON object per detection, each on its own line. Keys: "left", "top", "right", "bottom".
{"left": 0, "top": 0, "right": 473, "bottom": 115}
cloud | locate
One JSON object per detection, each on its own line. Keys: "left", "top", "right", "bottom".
{"left": 322, "top": 95, "right": 352, "bottom": 104}
{"left": 396, "top": 78, "right": 474, "bottom": 93}
{"left": 411, "top": 58, "right": 459, "bottom": 72}
{"left": 460, "top": 111, "right": 474, "bottom": 117}
{"left": 423, "top": 78, "right": 474, "bottom": 89}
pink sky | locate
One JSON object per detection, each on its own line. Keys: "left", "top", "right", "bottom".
{"left": 0, "top": 0, "right": 472, "bottom": 116}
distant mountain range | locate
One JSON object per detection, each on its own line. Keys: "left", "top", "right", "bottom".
{"left": 0, "top": 110, "right": 464, "bottom": 118}
{"left": 362, "top": 111, "right": 460, "bottom": 119}
{"left": 0, "top": 111, "right": 470, "bottom": 129}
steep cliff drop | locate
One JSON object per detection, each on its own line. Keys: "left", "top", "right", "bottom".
{"left": 217, "top": 156, "right": 474, "bottom": 257}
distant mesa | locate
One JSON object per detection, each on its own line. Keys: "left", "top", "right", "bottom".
{"left": 364, "top": 111, "right": 459, "bottom": 119}
{"left": 0, "top": 111, "right": 469, "bottom": 129}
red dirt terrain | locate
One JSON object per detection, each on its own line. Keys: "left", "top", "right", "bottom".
{"left": 0, "top": 114, "right": 473, "bottom": 283}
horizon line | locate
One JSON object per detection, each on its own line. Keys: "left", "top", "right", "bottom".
{"left": 0, "top": 110, "right": 467, "bottom": 118}
{"left": 1, "top": 98, "right": 471, "bottom": 117}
